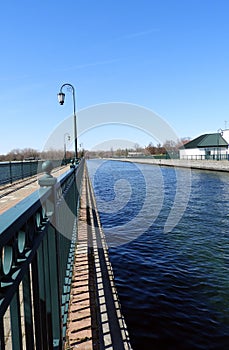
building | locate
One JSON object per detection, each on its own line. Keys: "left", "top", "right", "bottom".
{"left": 179, "top": 131, "right": 229, "bottom": 160}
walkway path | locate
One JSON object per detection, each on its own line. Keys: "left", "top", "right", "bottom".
{"left": 112, "top": 158, "right": 229, "bottom": 172}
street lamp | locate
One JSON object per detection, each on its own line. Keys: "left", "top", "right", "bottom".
{"left": 58, "top": 83, "right": 78, "bottom": 160}
{"left": 217, "top": 128, "right": 223, "bottom": 161}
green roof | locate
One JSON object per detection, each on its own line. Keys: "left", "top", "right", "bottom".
{"left": 183, "top": 133, "right": 228, "bottom": 149}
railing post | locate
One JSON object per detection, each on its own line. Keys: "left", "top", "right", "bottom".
{"left": 10, "top": 291, "right": 23, "bottom": 350}
{"left": 9, "top": 161, "right": 12, "bottom": 184}
{"left": 21, "top": 161, "right": 24, "bottom": 179}
{"left": 0, "top": 317, "right": 5, "bottom": 350}
{"left": 38, "top": 160, "right": 63, "bottom": 349}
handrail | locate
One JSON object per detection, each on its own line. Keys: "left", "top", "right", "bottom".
{"left": 0, "top": 158, "right": 85, "bottom": 349}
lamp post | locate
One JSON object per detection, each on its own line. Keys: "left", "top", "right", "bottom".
{"left": 64, "top": 133, "right": 70, "bottom": 164}
{"left": 58, "top": 83, "right": 78, "bottom": 160}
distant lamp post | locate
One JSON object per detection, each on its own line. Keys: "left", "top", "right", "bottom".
{"left": 64, "top": 133, "right": 70, "bottom": 163}
{"left": 217, "top": 128, "right": 223, "bottom": 161}
{"left": 58, "top": 83, "right": 77, "bottom": 160}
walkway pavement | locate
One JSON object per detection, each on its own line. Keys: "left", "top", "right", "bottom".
{"left": 112, "top": 158, "right": 229, "bottom": 172}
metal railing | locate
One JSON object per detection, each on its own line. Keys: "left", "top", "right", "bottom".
{"left": 0, "top": 159, "right": 85, "bottom": 349}
{"left": 114, "top": 154, "right": 229, "bottom": 161}
{"left": 180, "top": 154, "right": 229, "bottom": 160}
{"left": 0, "top": 159, "right": 72, "bottom": 186}
{"left": 111, "top": 152, "right": 179, "bottom": 159}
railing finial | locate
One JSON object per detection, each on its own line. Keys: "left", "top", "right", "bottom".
{"left": 38, "top": 160, "right": 57, "bottom": 187}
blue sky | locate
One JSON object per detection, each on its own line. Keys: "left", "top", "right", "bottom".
{"left": 1, "top": 0, "right": 229, "bottom": 154}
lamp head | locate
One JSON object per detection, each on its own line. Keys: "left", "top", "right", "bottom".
{"left": 58, "top": 92, "right": 65, "bottom": 105}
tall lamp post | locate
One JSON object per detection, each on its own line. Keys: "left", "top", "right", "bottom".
{"left": 217, "top": 128, "right": 223, "bottom": 161}
{"left": 58, "top": 83, "right": 78, "bottom": 160}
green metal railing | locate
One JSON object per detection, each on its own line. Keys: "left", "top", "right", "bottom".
{"left": 0, "top": 159, "right": 85, "bottom": 349}
{"left": 0, "top": 159, "right": 73, "bottom": 186}
{"left": 180, "top": 154, "right": 229, "bottom": 160}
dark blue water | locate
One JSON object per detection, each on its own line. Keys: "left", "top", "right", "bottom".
{"left": 87, "top": 159, "right": 229, "bottom": 350}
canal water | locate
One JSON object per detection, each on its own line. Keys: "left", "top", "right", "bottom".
{"left": 87, "top": 159, "right": 229, "bottom": 350}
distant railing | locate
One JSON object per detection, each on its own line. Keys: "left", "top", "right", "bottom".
{"left": 0, "top": 159, "right": 72, "bottom": 186}
{"left": 0, "top": 159, "right": 85, "bottom": 349}
{"left": 112, "top": 154, "right": 229, "bottom": 161}
{"left": 180, "top": 154, "right": 229, "bottom": 160}
{"left": 113, "top": 153, "right": 180, "bottom": 160}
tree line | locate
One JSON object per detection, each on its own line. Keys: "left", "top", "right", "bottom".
{"left": 0, "top": 138, "right": 190, "bottom": 161}
{"left": 0, "top": 148, "right": 75, "bottom": 162}
{"left": 145, "top": 138, "right": 190, "bottom": 155}
{"left": 86, "top": 138, "right": 190, "bottom": 158}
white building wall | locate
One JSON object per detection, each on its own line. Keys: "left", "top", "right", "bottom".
{"left": 222, "top": 129, "right": 229, "bottom": 144}
{"left": 179, "top": 148, "right": 205, "bottom": 159}
{"left": 180, "top": 147, "right": 228, "bottom": 160}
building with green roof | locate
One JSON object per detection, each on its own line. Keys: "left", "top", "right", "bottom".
{"left": 179, "top": 132, "right": 229, "bottom": 160}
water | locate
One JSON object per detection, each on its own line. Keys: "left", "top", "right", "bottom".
{"left": 87, "top": 159, "right": 229, "bottom": 350}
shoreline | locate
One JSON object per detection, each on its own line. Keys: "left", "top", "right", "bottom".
{"left": 108, "top": 158, "right": 229, "bottom": 173}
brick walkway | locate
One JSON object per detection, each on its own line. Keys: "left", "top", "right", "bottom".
{"left": 65, "top": 172, "right": 93, "bottom": 349}
{"left": 65, "top": 167, "right": 132, "bottom": 350}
